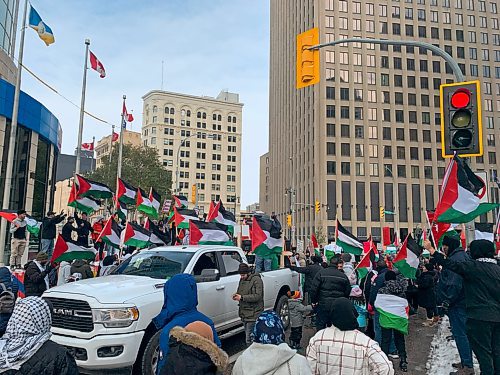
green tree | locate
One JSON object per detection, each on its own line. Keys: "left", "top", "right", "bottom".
{"left": 314, "top": 226, "right": 327, "bottom": 246}
{"left": 86, "top": 144, "right": 172, "bottom": 199}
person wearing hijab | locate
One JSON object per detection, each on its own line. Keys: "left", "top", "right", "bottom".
{"left": 426, "top": 239, "right": 500, "bottom": 375}
{"left": 232, "top": 310, "right": 312, "bottom": 375}
{"left": 306, "top": 297, "right": 394, "bottom": 375}
{"left": 0, "top": 297, "right": 78, "bottom": 374}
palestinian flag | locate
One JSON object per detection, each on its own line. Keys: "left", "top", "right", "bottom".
{"left": 311, "top": 232, "right": 320, "bottom": 256}
{"left": 356, "top": 243, "right": 377, "bottom": 280}
{"left": 173, "top": 207, "right": 198, "bottom": 229}
{"left": 97, "top": 217, "right": 122, "bottom": 248}
{"left": 251, "top": 215, "right": 282, "bottom": 260}
{"left": 117, "top": 178, "right": 136, "bottom": 205}
{"left": 122, "top": 221, "right": 151, "bottom": 248}
{"left": 149, "top": 188, "right": 161, "bottom": 219}
{"left": 207, "top": 201, "right": 236, "bottom": 232}
{"left": 324, "top": 243, "right": 341, "bottom": 261}
{"left": 426, "top": 210, "right": 457, "bottom": 248}
{"left": 435, "top": 155, "right": 499, "bottom": 223}
{"left": 374, "top": 293, "right": 409, "bottom": 335}
{"left": 51, "top": 236, "right": 96, "bottom": 263}
{"left": 136, "top": 188, "right": 157, "bottom": 218}
{"left": 68, "top": 184, "right": 100, "bottom": 215}
{"left": 173, "top": 195, "right": 188, "bottom": 208}
{"left": 0, "top": 210, "right": 17, "bottom": 222}
{"left": 394, "top": 234, "right": 422, "bottom": 279}
{"left": 144, "top": 219, "right": 170, "bottom": 246}
{"left": 0, "top": 210, "right": 41, "bottom": 236}
{"left": 189, "top": 220, "right": 232, "bottom": 245}
{"left": 336, "top": 220, "right": 363, "bottom": 255}
{"left": 75, "top": 174, "right": 113, "bottom": 199}
{"left": 116, "top": 199, "right": 128, "bottom": 221}
{"left": 475, "top": 222, "right": 494, "bottom": 242}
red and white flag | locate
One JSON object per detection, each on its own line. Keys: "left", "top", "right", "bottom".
{"left": 112, "top": 132, "right": 119, "bottom": 142}
{"left": 89, "top": 51, "right": 106, "bottom": 78}
{"left": 122, "top": 102, "right": 134, "bottom": 123}
{"left": 81, "top": 142, "right": 94, "bottom": 151}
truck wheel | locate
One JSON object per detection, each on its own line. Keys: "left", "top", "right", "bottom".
{"left": 138, "top": 330, "right": 161, "bottom": 375}
{"left": 275, "top": 295, "right": 290, "bottom": 329}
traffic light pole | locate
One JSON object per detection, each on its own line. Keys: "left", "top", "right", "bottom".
{"left": 310, "top": 38, "right": 465, "bottom": 83}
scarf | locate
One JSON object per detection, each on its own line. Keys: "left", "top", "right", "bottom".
{"left": 0, "top": 297, "right": 52, "bottom": 371}
{"left": 252, "top": 311, "right": 285, "bottom": 345}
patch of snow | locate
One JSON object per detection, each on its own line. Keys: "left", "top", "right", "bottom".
{"left": 426, "top": 316, "right": 479, "bottom": 374}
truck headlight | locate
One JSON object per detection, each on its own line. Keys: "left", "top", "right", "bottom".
{"left": 92, "top": 307, "right": 139, "bottom": 328}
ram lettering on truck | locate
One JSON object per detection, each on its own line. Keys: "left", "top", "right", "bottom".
{"left": 43, "top": 245, "right": 298, "bottom": 375}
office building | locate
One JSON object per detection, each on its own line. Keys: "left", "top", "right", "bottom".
{"left": 142, "top": 89, "right": 243, "bottom": 216}
{"left": 263, "top": 0, "right": 500, "bottom": 242}
{"left": 94, "top": 129, "right": 141, "bottom": 168}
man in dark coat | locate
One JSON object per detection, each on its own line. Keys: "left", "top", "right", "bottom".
{"left": 427, "top": 239, "right": 500, "bottom": 375}
{"left": 61, "top": 217, "right": 77, "bottom": 243}
{"left": 24, "top": 253, "right": 51, "bottom": 297}
{"left": 40, "top": 211, "right": 66, "bottom": 258}
{"left": 432, "top": 234, "right": 474, "bottom": 372}
{"left": 417, "top": 263, "right": 438, "bottom": 325}
{"left": 289, "top": 255, "right": 323, "bottom": 304}
{"left": 310, "top": 255, "right": 351, "bottom": 330}
{"left": 74, "top": 212, "right": 92, "bottom": 247}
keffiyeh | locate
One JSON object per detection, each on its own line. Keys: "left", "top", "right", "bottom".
{"left": 0, "top": 297, "right": 52, "bottom": 371}
{"left": 252, "top": 310, "right": 285, "bottom": 345}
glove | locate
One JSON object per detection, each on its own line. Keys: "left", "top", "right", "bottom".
{"left": 367, "top": 303, "right": 375, "bottom": 316}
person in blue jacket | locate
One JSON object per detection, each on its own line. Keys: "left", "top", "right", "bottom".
{"left": 153, "top": 273, "right": 221, "bottom": 374}
{"left": 0, "top": 267, "right": 18, "bottom": 337}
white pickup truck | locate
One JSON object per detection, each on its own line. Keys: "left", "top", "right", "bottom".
{"left": 43, "top": 245, "right": 299, "bottom": 375}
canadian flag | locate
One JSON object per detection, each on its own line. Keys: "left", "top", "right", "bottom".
{"left": 81, "top": 142, "right": 94, "bottom": 151}
{"left": 89, "top": 51, "right": 106, "bottom": 78}
{"left": 112, "top": 132, "right": 119, "bottom": 142}
{"left": 122, "top": 102, "right": 134, "bottom": 123}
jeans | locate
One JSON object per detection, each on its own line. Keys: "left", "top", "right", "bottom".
{"left": 290, "top": 326, "right": 303, "bottom": 347}
{"left": 40, "top": 239, "right": 54, "bottom": 258}
{"left": 448, "top": 306, "right": 473, "bottom": 368}
{"left": 466, "top": 318, "right": 500, "bottom": 375}
{"left": 244, "top": 321, "right": 255, "bottom": 346}
{"left": 255, "top": 256, "right": 272, "bottom": 273}
{"left": 374, "top": 311, "right": 397, "bottom": 353}
{"left": 381, "top": 327, "right": 407, "bottom": 359}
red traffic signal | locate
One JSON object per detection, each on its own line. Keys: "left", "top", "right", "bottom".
{"left": 450, "top": 89, "right": 471, "bottom": 109}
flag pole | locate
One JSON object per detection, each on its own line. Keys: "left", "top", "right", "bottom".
{"left": 117, "top": 95, "right": 126, "bottom": 178}
{"left": 0, "top": 0, "right": 29, "bottom": 263}
{"left": 109, "top": 124, "right": 114, "bottom": 163}
{"left": 91, "top": 136, "right": 95, "bottom": 172}
{"left": 75, "top": 39, "right": 90, "bottom": 175}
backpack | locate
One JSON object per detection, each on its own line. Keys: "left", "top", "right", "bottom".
{"left": 0, "top": 283, "right": 15, "bottom": 314}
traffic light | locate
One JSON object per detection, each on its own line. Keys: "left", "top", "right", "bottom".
{"left": 440, "top": 81, "right": 483, "bottom": 158}
{"left": 191, "top": 184, "right": 197, "bottom": 204}
{"left": 287, "top": 214, "right": 292, "bottom": 228}
{"left": 380, "top": 206, "right": 385, "bottom": 219}
{"left": 315, "top": 200, "right": 320, "bottom": 213}
{"left": 296, "top": 28, "right": 320, "bottom": 89}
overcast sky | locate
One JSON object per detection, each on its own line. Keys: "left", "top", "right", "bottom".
{"left": 20, "top": 0, "right": 270, "bottom": 208}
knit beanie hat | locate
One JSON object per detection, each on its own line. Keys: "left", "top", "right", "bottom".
{"left": 287, "top": 290, "right": 301, "bottom": 299}
{"left": 238, "top": 263, "right": 251, "bottom": 274}
{"left": 184, "top": 321, "right": 214, "bottom": 342}
{"left": 36, "top": 252, "right": 48, "bottom": 262}
{"left": 253, "top": 311, "right": 285, "bottom": 345}
{"left": 442, "top": 234, "right": 460, "bottom": 251}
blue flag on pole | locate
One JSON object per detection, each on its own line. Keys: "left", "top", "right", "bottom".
{"left": 28, "top": 6, "right": 55, "bottom": 46}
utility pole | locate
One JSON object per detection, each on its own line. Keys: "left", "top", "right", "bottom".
{"left": 109, "top": 124, "right": 115, "bottom": 163}
{"left": 117, "top": 95, "right": 126, "bottom": 178}
{"left": 75, "top": 39, "right": 91, "bottom": 175}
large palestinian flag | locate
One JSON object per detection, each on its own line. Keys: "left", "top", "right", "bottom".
{"left": 394, "top": 234, "right": 422, "bottom": 279}
{"left": 435, "top": 155, "right": 499, "bottom": 223}
{"left": 475, "top": 222, "right": 494, "bottom": 242}
{"left": 356, "top": 241, "right": 377, "bottom": 280}
{"left": 173, "top": 207, "right": 198, "bottom": 229}
{"left": 75, "top": 174, "right": 113, "bottom": 199}
{"left": 207, "top": 201, "right": 236, "bottom": 232}
{"left": 51, "top": 236, "right": 96, "bottom": 263}
{"left": 0, "top": 210, "right": 41, "bottom": 236}
{"left": 136, "top": 188, "right": 157, "bottom": 218}
{"left": 189, "top": 220, "right": 232, "bottom": 245}
{"left": 115, "top": 199, "right": 128, "bottom": 221}
{"left": 116, "top": 178, "right": 136, "bottom": 205}
{"left": 374, "top": 293, "right": 409, "bottom": 335}
{"left": 144, "top": 219, "right": 170, "bottom": 246}
{"left": 311, "top": 232, "right": 320, "bottom": 256}
{"left": 336, "top": 220, "right": 363, "bottom": 255}
{"left": 173, "top": 195, "right": 188, "bottom": 208}
{"left": 97, "top": 217, "right": 122, "bottom": 248}
{"left": 251, "top": 215, "right": 282, "bottom": 262}
{"left": 68, "top": 184, "right": 100, "bottom": 215}
{"left": 149, "top": 188, "right": 161, "bottom": 218}
{"left": 122, "top": 221, "right": 151, "bottom": 248}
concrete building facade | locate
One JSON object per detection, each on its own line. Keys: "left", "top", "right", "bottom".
{"left": 142, "top": 90, "right": 243, "bottom": 216}
{"left": 94, "top": 129, "right": 142, "bottom": 168}
{"left": 264, "top": 0, "right": 500, "bottom": 242}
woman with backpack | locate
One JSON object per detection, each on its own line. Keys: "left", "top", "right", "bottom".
{"left": 0, "top": 267, "right": 17, "bottom": 337}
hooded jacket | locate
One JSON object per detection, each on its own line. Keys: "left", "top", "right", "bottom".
{"left": 236, "top": 273, "right": 264, "bottom": 322}
{"left": 288, "top": 298, "right": 313, "bottom": 328}
{"left": 153, "top": 274, "right": 220, "bottom": 374}
{"left": 434, "top": 246, "right": 469, "bottom": 308}
{"left": 70, "top": 260, "right": 93, "bottom": 279}
{"left": 232, "top": 342, "right": 312, "bottom": 375}
{"left": 161, "top": 326, "right": 228, "bottom": 375}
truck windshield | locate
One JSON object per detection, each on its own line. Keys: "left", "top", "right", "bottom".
{"left": 112, "top": 251, "right": 194, "bottom": 279}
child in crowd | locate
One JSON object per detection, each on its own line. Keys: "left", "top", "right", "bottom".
{"left": 287, "top": 290, "right": 313, "bottom": 350}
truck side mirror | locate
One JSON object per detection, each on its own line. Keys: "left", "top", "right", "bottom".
{"left": 195, "top": 269, "right": 220, "bottom": 283}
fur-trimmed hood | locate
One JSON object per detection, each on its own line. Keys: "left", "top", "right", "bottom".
{"left": 169, "top": 326, "right": 228, "bottom": 370}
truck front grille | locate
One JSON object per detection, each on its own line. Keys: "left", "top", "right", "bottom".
{"left": 44, "top": 297, "right": 94, "bottom": 333}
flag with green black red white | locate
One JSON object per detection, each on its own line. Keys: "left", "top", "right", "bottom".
{"left": 97, "top": 217, "right": 122, "bottom": 248}
{"left": 394, "top": 234, "right": 422, "bottom": 279}
{"left": 435, "top": 155, "right": 499, "bottom": 223}
{"left": 0, "top": 210, "right": 41, "bottom": 236}
{"left": 173, "top": 195, "right": 188, "bottom": 208}
{"left": 136, "top": 188, "right": 157, "bottom": 218}
{"left": 356, "top": 241, "right": 377, "bottom": 280}
{"left": 68, "top": 183, "right": 100, "bottom": 215}
{"left": 75, "top": 174, "right": 113, "bottom": 199}
{"left": 336, "top": 220, "right": 364, "bottom": 255}
{"left": 251, "top": 215, "right": 283, "bottom": 260}
{"left": 189, "top": 220, "right": 232, "bottom": 245}
{"left": 122, "top": 221, "right": 151, "bottom": 248}
{"left": 149, "top": 188, "right": 161, "bottom": 219}
{"left": 173, "top": 207, "right": 199, "bottom": 229}
{"left": 117, "top": 178, "right": 136, "bottom": 205}
{"left": 115, "top": 199, "right": 128, "bottom": 221}
{"left": 144, "top": 219, "right": 170, "bottom": 246}
{"left": 51, "top": 236, "right": 96, "bottom": 264}
{"left": 207, "top": 201, "right": 236, "bottom": 232}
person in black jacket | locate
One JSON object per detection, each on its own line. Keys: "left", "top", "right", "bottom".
{"left": 0, "top": 297, "right": 78, "bottom": 375}
{"left": 74, "top": 212, "right": 93, "bottom": 247}
{"left": 0, "top": 267, "right": 18, "bottom": 337}
{"left": 427, "top": 239, "right": 500, "bottom": 375}
{"left": 417, "top": 263, "right": 439, "bottom": 326}
{"left": 61, "top": 217, "right": 77, "bottom": 243}
{"left": 162, "top": 322, "right": 228, "bottom": 375}
{"left": 310, "top": 255, "right": 351, "bottom": 330}
{"left": 289, "top": 255, "right": 323, "bottom": 304}
{"left": 40, "top": 211, "right": 66, "bottom": 258}
{"left": 23, "top": 252, "right": 51, "bottom": 297}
